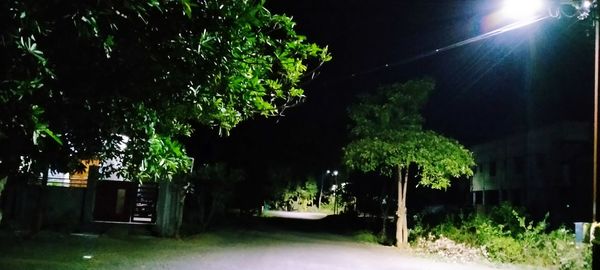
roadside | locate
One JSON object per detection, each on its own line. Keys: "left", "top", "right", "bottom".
{"left": 0, "top": 222, "right": 528, "bottom": 270}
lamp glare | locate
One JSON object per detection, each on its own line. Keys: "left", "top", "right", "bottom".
{"left": 502, "top": 0, "right": 544, "bottom": 20}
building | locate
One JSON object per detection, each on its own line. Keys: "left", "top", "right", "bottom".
{"left": 470, "top": 122, "right": 592, "bottom": 223}
{"left": 2, "top": 159, "right": 186, "bottom": 236}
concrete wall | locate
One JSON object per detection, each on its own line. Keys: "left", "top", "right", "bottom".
{"left": 9, "top": 185, "right": 89, "bottom": 231}
{"left": 154, "top": 181, "right": 183, "bottom": 237}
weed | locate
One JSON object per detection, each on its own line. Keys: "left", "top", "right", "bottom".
{"left": 411, "top": 203, "right": 591, "bottom": 269}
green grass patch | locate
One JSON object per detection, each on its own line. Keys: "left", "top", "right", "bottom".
{"left": 0, "top": 227, "right": 373, "bottom": 269}
{"left": 351, "top": 230, "right": 379, "bottom": 244}
{"left": 0, "top": 230, "right": 234, "bottom": 269}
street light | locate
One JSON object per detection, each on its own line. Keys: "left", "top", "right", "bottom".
{"left": 502, "top": 0, "right": 598, "bottom": 251}
{"left": 317, "top": 170, "right": 332, "bottom": 209}
{"left": 332, "top": 170, "right": 339, "bottom": 214}
{"left": 502, "top": 0, "right": 596, "bottom": 220}
{"left": 501, "top": 0, "right": 544, "bottom": 20}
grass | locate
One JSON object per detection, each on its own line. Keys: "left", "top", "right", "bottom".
{"left": 351, "top": 230, "right": 380, "bottom": 244}
{"left": 0, "top": 230, "right": 245, "bottom": 270}
{"left": 0, "top": 223, "right": 380, "bottom": 270}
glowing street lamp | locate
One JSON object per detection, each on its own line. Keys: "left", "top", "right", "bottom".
{"left": 501, "top": 0, "right": 544, "bottom": 20}
{"left": 318, "top": 169, "right": 339, "bottom": 209}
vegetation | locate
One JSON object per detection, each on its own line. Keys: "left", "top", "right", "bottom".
{"left": 265, "top": 170, "right": 319, "bottom": 212}
{"left": 175, "top": 163, "right": 244, "bottom": 235}
{"left": 0, "top": 226, "right": 384, "bottom": 269}
{"left": 0, "top": 0, "right": 329, "bottom": 232}
{"left": 411, "top": 204, "right": 591, "bottom": 269}
{"left": 343, "top": 79, "right": 474, "bottom": 246}
{"left": 0, "top": 229, "right": 303, "bottom": 269}
{"left": 0, "top": 0, "right": 330, "bottom": 181}
{"left": 0, "top": 176, "right": 5, "bottom": 223}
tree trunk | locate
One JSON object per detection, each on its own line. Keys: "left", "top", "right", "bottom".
{"left": 379, "top": 177, "right": 389, "bottom": 241}
{"left": 32, "top": 167, "right": 48, "bottom": 235}
{"left": 0, "top": 176, "right": 6, "bottom": 224}
{"left": 396, "top": 165, "right": 409, "bottom": 247}
{"left": 174, "top": 189, "right": 186, "bottom": 239}
{"left": 317, "top": 176, "right": 324, "bottom": 208}
{"left": 202, "top": 194, "right": 222, "bottom": 231}
{"left": 197, "top": 189, "right": 206, "bottom": 228}
{"left": 1, "top": 174, "right": 20, "bottom": 226}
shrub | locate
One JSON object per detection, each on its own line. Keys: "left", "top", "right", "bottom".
{"left": 411, "top": 204, "right": 591, "bottom": 269}
{"left": 353, "top": 230, "right": 380, "bottom": 244}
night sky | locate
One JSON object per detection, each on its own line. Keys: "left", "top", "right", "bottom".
{"left": 186, "top": 1, "right": 595, "bottom": 176}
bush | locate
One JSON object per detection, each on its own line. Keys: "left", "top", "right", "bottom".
{"left": 352, "top": 230, "right": 380, "bottom": 244}
{"left": 411, "top": 203, "right": 591, "bottom": 269}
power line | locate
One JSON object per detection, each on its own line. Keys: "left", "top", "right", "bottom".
{"left": 319, "top": 15, "right": 549, "bottom": 86}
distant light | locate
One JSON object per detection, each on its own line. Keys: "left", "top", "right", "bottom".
{"left": 333, "top": 170, "right": 338, "bottom": 176}
{"left": 326, "top": 170, "right": 331, "bottom": 174}
{"left": 83, "top": 255, "right": 93, "bottom": 260}
{"left": 501, "top": 0, "right": 544, "bottom": 20}
{"left": 583, "top": 0, "right": 592, "bottom": 9}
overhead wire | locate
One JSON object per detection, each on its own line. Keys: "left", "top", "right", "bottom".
{"left": 344, "top": 15, "right": 550, "bottom": 81}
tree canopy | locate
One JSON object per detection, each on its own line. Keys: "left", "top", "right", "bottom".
{"left": 0, "top": 0, "right": 330, "bottom": 180}
{"left": 343, "top": 79, "right": 474, "bottom": 245}
{"left": 344, "top": 129, "right": 474, "bottom": 189}
{"left": 343, "top": 79, "right": 473, "bottom": 189}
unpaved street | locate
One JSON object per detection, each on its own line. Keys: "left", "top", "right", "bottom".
{"left": 140, "top": 230, "right": 515, "bottom": 270}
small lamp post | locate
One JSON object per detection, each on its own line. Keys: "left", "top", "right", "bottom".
{"left": 332, "top": 170, "right": 339, "bottom": 214}
{"left": 317, "top": 170, "right": 331, "bottom": 209}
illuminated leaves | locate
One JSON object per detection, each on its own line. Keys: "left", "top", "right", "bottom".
{"left": 343, "top": 80, "right": 474, "bottom": 189}
{"left": 1, "top": 0, "right": 330, "bottom": 180}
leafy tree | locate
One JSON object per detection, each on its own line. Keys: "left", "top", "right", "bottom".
{"left": 265, "top": 167, "right": 319, "bottom": 211}
{"left": 184, "top": 163, "right": 243, "bottom": 234}
{"left": 343, "top": 79, "right": 474, "bottom": 246}
{"left": 0, "top": 0, "right": 330, "bottom": 182}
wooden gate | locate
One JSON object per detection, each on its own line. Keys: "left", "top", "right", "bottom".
{"left": 93, "top": 180, "right": 158, "bottom": 223}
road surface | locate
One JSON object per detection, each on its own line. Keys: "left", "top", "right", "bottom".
{"left": 138, "top": 215, "right": 522, "bottom": 270}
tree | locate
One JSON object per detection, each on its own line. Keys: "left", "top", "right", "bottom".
{"left": 0, "top": 0, "right": 331, "bottom": 181}
{"left": 343, "top": 79, "right": 474, "bottom": 246}
{"left": 264, "top": 167, "right": 318, "bottom": 211}
{"left": 182, "top": 163, "right": 243, "bottom": 234}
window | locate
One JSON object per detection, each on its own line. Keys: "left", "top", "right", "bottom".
{"left": 489, "top": 161, "right": 497, "bottom": 177}
{"left": 511, "top": 189, "right": 522, "bottom": 206}
{"left": 474, "top": 191, "right": 483, "bottom": 204}
{"left": 486, "top": 190, "right": 499, "bottom": 205}
{"left": 536, "top": 154, "right": 546, "bottom": 170}
{"left": 562, "top": 164, "right": 571, "bottom": 184}
{"left": 500, "top": 189, "right": 509, "bottom": 202}
{"left": 514, "top": 156, "right": 525, "bottom": 174}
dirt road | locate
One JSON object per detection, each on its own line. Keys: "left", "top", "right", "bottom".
{"left": 143, "top": 230, "right": 514, "bottom": 270}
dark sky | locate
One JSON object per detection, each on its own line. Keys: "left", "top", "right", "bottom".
{"left": 187, "top": 0, "right": 595, "bottom": 175}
